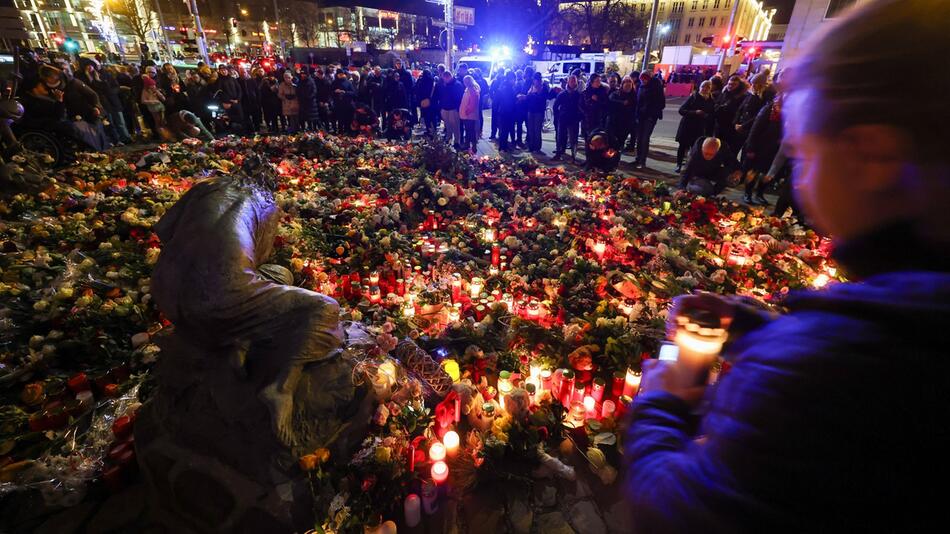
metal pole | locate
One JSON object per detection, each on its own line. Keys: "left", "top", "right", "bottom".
{"left": 272, "top": 0, "right": 285, "bottom": 60}
{"left": 151, "top": 0, "right": 174, "bottom": 62}
{"left": 444, "top": 0, "right": 454, "bottom": 69}
{"left": 717, "top": 0, "right": 741, "bottom": 72}
{"left": 187, "top": 0, "right": 210, "bottom": 64}
{"left": 641, "top": 0, "right": 660, "bottom": 72}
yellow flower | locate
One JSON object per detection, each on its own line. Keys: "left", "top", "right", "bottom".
{"left": 374, "top": 446, "right": 392, "bottom": 463}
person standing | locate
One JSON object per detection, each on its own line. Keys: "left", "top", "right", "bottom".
{"left": 607, "top": 75, "right": 637, "bottom": 151}
{"left": 296, "top": 68, "right": 319, "bottom": 131}
{"left": 674, "top": 80, "right": 715, "bottom": 173}
{"left": 383, "top": 69, "right": 409, "bottom": 125}
{"left": 495, "top": 70, "right": 518, "bottom": 153}
{"left": 393, "top": 58, "right": 415, "bottom": 124}
{"left": 741, "top": 93, "right": 783, "bottom": 205}
{"left": 525, "top": 72, "right": 550, "bottom": 153}
{"left": 489, "top": 70, "right": 503, "bottom": 140}
{"left": 633, "top": 71, "right": 666, "bottom": 168}
{"left": 241, "top": 68, "right": 263, "bottom": 133}
{"left": 459, "top": 75, "right": 481, "bottom": 154}
{"left": 474, "top": 68, "right": 490, "bottom": 139}
{"left": 415, "top": 69, "right": 437, "bottom": 134}
{"left": 330, "top": 68, "right": 357, "bottom": 134}
{"left": 437, "top": 70, "right": 464, "bottom": 148}
{"left": 713, "top": 74, "right": 747, "bottom": 152}
{"left": 581, "top": 73, "right": 609, "bottom": 136}
{"left": 213, "top": 64, "right": 244, "bottom": 134}
{"left": 261, "top": 75, "right": 282, "bottom": 133}
{"left": 552, "top": 74, "right": 582, "bottom": 162}
{"left": 733, "top": 71, "right": 770, "bottom": 159}
{"left": 314, "top": 68, "right": 333, "bottom": 131}
{"left": 277, "top": 71, "right": 299, "bottom": 133}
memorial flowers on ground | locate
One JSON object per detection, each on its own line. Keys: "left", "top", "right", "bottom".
{"left": 0, "top": 134, "right": 838, "bottom": 525}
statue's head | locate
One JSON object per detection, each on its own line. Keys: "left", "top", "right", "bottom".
{"left": 238, "top": 154, "right": 278, "bottom": 192}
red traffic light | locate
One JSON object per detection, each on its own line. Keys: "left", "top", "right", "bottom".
{"left": 51, "top": 33, "right": 64, "bottom": 45}
{"left": 722, "top": 34, "right": 731, "bottom": 43}
{"left": 747, "top": 47, "right": 757, "bottom": 55}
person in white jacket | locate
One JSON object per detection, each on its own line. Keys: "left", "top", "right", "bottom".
{"left": 459, "top": 75, "right": 481, "bottom": 153}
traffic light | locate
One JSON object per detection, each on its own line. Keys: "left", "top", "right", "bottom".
{"left": 50, "top": 33, "right": 64, "bottom": 46}
{"left": 722, "top": 34, "right": 731, "bottom": 44}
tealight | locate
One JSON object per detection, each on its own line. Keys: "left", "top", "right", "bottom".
{"left": 431, "top": 460, "right": 449, "bottom": 484}
{"left": 583, "top": 395, "right": 597, "bottom": 418}
{"left": 443, "top": 431, "right": 460, "bottom": 458}
{"left": 429, "top": 442, "right": 446, "bottom": 462}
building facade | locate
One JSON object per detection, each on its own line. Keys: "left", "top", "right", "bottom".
{"left": 558, "top": 0, "right": 774, "bottom": 50}
{"left": 781, "top": 0, "right": 867, "bottom": 66}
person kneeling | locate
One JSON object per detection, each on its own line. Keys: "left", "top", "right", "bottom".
{"left": 678, "top": 136, "right": 740, "bottom": 196}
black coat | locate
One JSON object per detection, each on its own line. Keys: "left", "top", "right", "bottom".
{"left": 330, "top": 78, "right": 356, "bottom": 112}
{"left": 214, "top": 75, "right": 243, "bottom": 103}
{"left": 733, "top": 92, "right": 765, "bottom": 149}
{"left": 437, "top": 78, "right": 464, "bottom": 111}
{"left": 608, "top": 88, "right": 637, "bottom": 130}
{"left": 713, "top": 87, "right": 746, "bottom": 142}
{"left": 383, "top": 77, "right": 409, "bottom": 112}
{"left": 315, "top": 77, "right": 332, "bottom": 106}
{"left": 582, "top": 84, "right": 609, "bottom": 129}
{"left": 260, "top": 79, "right": 282, "bottom": 116}
{"left": 297, "top": 76, "right": 319, "bottom": 121}
{"left": 743, "top": 101, "right": 783, "bottom": 173}
{"left": 524, "top": 83, "right": 551, "bottom": 114}
{"left": 240, "top": 76, "right": 262, "bottom": 111}
{"left": 681, "top": 136, "right": 738, "bottom": 184}
{"left": 553, "top": 88, "right": 582, "bottom": 125}
{"left": 495, "top": 80, "right": 518, "bottom": 118}
{"left": 676, "top": 92, "right": 715, "bottom": 144}
{"left": 636, "top": 76, "right": 666, "bottom": 122}
{"left": 394, "top": 68, "right": 414, "bottom": 104}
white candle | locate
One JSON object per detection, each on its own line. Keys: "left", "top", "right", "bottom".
{"left": 431, "top": 460, "right": 449, "bottom": 484}
{"left": 429, "top": 442, "right": 446, "bottom": 462}
{"left": 622, "top": 368, "right": 641, "bottom": 397}
{"left": 601, "top": 399, "right": 616, "bottom": 419}
{"left": 583, "top": 395, "right": 597, "bottom": 418}
{"left": 443, "top": 430, "right": 460, "bottom": 458}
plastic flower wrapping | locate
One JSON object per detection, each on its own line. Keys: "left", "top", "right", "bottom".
{"left": 0, "top": 134, "right": 840, "bottom": 526}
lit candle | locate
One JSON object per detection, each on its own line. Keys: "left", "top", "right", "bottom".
{"left": 497, "top": 371, "right": 513, "bottom": 411}
{"left": 404, "top": 494, "right": 422, "bottom": 527}
{"left": 448, "top": 304, "right": 461, "bottom": 323}
{"left": 622, "top": 368, "right": 641, "bottom": 398}
{"left": 396, "top": 278, "right": 406, "bottom": 295}
{"left": 591, "top": 377, "right": 605, "bottom": 403}
{"left": 483, "top": 227, "right": 496, "bottom": 242}
{"left": 502, "top": 293, "right": 514, "bottom": 312}
{"left": 593, "top": 239, "right": 607, "bottom": 259}
{"left": 443, "top": 431, "right": 460, "bottom": 458}
{"left": 601, "top": 399, "right": 616, "bottom": 419}
{"left": 529, "top": 364, "right": 542, "bottom": 381}
{"left": 431, "top": 460, "right": 449, "bottom": 484}
{"left": 611, "top": 370, "right": 626, "bottom": 398}
{"left": 540, "top": 369, "right": 553, "bottom": 391}
{"left": 451, "top": 273, "right": 462, "bottom": 302}
{"left": 369, "top": 270, "right": 380, "bottom": 285}
{"left": 469, "top": 277, "right": 484, "bottom": 298}
{"left": 527, "top": 299, "right": 541, "bottom": 319}
{"left": 559, "top": 370, "right": 575, "bottom": 407}
{"left": 369, "top": 285, "right": 381, "bottom": 304}
{"left": 583, "top": 395, "right": 597, "bottom": 418}
{"left": 489, "top": 265, "right": 500, "bottom": 277}
{"left": 429, "top": 442, "right": 446, "bottom": 462}
{"left": 567, "top": 401, "right": 586, "bottom": 427}
{"left": 491, "top": 245, "right": 501, "bottom": 266}
{"left": 402, "top": 300, "right": 416, "bottom": 318}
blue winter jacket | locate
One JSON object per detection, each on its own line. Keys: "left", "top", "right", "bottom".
{"left": 625, "top": 227, "right": 950, "bottom": 533}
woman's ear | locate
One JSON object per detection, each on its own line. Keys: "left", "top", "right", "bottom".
{"left": 838, "top": 124, "right": 912, "bottom": 193}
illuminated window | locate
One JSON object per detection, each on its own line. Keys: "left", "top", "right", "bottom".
{"left": 826, "top": 0, "right": 858, "bottom": 18}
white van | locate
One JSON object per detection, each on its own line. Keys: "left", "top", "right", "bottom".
{"left": 455, "top": 54, "right": 513, "bottom": 79}
{"left": 546, "top": 57, "right": 607, "bottom": 85}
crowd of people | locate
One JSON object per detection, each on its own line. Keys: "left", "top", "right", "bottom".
{"left": 11, "top": 48, "right": 792, "bottom": 212}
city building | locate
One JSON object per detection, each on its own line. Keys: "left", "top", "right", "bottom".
{"left": 0, "top": 0, "right": 28, "bottom": 50}
{"left": 308, "top": 1, "right": 475, "bottom": 51}
{"left": 781, "top": 0, "right": 867, "bottom": 66}
{"left": 557, "top": 0, "right": 775, "bottom": 51}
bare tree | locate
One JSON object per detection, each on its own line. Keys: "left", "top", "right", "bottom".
{"left": 289, "top": 1, "right": 322, "bottom": 47}
{"left": 112, "top": 0, "right": 156, "bottom": 46}
{"left": 552, "top": 0, "right": 647, "bottom": 51}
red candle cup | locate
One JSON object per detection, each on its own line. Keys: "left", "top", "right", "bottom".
{"left": 112, "top": 415, "right": 133, "bottom": 440}
{"left": 67, "top": 372, "right": 90, "bottom": 394}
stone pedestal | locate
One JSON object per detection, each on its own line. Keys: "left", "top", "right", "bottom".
{"left": 135, "top": 333, "right": 373, "bottom": 533}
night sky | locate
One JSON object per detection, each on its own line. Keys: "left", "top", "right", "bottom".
{"left": 767, "top": 0, "right": 797, "bottom": 24}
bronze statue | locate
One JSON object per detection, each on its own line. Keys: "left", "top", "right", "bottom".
{"left": 150, "top": 157, "right": 343, "bottom": 445}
